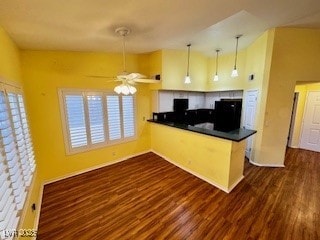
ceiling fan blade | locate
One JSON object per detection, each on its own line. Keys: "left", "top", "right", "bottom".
{"left": 133, "top": 78, "right": 161, "bottom": 83}
{"left": 86, "top": 75, "right": 115, "bottom": 79}
{"left": 86, "top": 75, "right": 122, "bottom": 83}
{"left": 127, "top": 80, "right": 137, "bottom": 85}
{"left": 127, "top": 72, "right": 146, "bottom": 79}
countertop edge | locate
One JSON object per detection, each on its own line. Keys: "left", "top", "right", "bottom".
{"left": 148, "top": 120, "right": 257, "bottom": 142}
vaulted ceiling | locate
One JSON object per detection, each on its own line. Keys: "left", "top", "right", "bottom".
{"left": 0, "top": 0, "right": 319, "bottom": 56}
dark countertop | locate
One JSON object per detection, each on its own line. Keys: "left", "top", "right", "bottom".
{"left": 148, "top": 120, "right": 257, "bottom": 142}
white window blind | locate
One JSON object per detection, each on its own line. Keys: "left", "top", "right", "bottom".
{"left": 0, "top": 89, "right": 35, "bottom": 237}
{"left": 8, "top": 93, "right": 32, "bottom": 187}
{"left": 65, "top": 94, "right": 88, "bottom": 148}
{"left": 106, "top": 95, "right": 122, "bottom": 141}
{"left": 17, "top": 94, "right": 36, "bottom": 173}
{"left": 60, "top": 90, "right": 136, "bottom": 154}
{"left": 87, "top": 95, "right": 105, "bottom": 144}
{"left": 122, "top": 96, "right": 135, "bottom": 138}
{"left": 0, "top": 92, "right": 26, "bottom": 211}
{"left": 0, "top": 153, "right": 19, "bottom": 238}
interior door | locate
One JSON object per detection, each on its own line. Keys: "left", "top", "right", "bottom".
{"left": 244, "top": 90, "right": 258, "bottom": 160}
{"left": 300, "top": 91, "right": 320, "bottom": 152}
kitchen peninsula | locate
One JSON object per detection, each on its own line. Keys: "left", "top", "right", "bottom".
{"left": 148, "top": 118, "right": 256, "bottom": 193}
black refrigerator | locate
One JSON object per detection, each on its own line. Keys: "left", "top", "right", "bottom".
{"left": 214, "top": 100, "right": 242, "bottom": 132}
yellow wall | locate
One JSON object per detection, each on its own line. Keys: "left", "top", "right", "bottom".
{"left": 207, "top": 50, "right": 246, "bottom": 91}
{"left": 21, "top": 50, "right": 152, "bottom": 182}
{"left": 0, "top": 26, "right": 22, "bottom": 83}
{"left": 244, "top": 30, "right": 276, "bottom": 165}
{"left": 291, "top": 82, "right": 320, "bottom": 147}
{"left": 150, "top": 123, "right": 245, "bottom": 191}
{"left": 162, "top": 49, "right": 208, "bottom": 91}
{"left": 0, "top": 26, "right": 42, "bottom": 235}
{"left": 254, "top": 28, "right": 320, "bottom": 166}
{"left": 147, "top": 50, "right": 163, "bottom": 90}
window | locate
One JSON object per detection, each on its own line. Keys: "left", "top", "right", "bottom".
{"left": 60, "top": 90, "right": 136, "bottom": 154}
{"left": 0, "top": 86, "right": 35, "bottom": 237}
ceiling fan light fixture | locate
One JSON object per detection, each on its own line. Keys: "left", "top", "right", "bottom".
{"left": 114, "top": 83, "right": 137, "bottom": 95}
{"left": 114, "top": 85, "right": 123, "bottom": 94}
{"left": 128, "top": 85, "right": 137, "bottom": 94}
{"left": 113, "top": 27, "right": 142, "bottom": 95}
{"left": 231, "top": 35, "right": 242, "bottom": 78}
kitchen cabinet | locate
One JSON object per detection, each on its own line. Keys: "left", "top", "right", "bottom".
{"left": 156, "top": 90, "right": 243, "bottom": 113}
{"left": 205, "top": 92, "right": 220, "bottom": 109}
{"left": 158, "top": 91, "right": 174, "bottom": 112}
{"left": 205, "top": 90, "right": 243, "bottom": 109}
{"left": 189, "top": 92, "right": 205, "bottom": 109}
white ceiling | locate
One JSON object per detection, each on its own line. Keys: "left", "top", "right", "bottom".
{"left": 0, "top": 0, "right": 319, "bottom": 56}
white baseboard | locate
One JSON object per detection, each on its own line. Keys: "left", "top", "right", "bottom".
{"left": 228, "top": 175, "right": 244, "bottom": 192}
{"left": 151, "top": 149, "right": 242, "bottom": 193}
{"left": 287, "top": 145, "right": 299, "bottom": 149}
{"left": 249, "top": 160, "right": 285, "bottom": 167}
{"left": 43, "top": 150, "right": 150, "bottom": 185}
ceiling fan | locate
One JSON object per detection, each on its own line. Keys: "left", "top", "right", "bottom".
{"left": 87, "top": 26, "right": 159, "bottom": 95}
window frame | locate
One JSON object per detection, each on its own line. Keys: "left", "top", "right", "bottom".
{"left": 59, "top": 89, "right": 137, "bottom": 155}
{"left": 0, "top": 81, "right": 36, "bottom": 235}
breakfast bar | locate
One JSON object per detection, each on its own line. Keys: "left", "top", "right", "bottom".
{"left": 149, "top": 119, "right": 256, "bottom": 193}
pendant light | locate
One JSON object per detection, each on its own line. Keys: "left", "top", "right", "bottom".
{"left": 213, "top": 49, "right": 220, "bottom": 81}
{"left": 184, "top": 44, "right": 191, "bottom": 84}
{"left": 231, "top": 35, "right": 242, "bottom": 78}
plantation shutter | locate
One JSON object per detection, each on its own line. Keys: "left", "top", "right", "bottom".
{"left": 0, "top": 154, "right": 19, "bottom": 237}
{"left": 0, "top": 86, "right": 36, "bottom": 238}
{"left": 7, "top": 93, "right": 33, "bottom": 187}
{"left": 17, "top": 94, "right": 36, "bottom": 173}
{"left": 106, "top": 95, "right": 122, "bottom": 141}
{"left": 87, "top": 95, "right": 105, "bottom": 144}
{"left": 60, "top": 89, "right": 137, "bottom": 153}
{"left": 0, "top": 91, "right": 19, "bottom": 236}
{"left": 0, "top": 91, "right": 26, "bottom": 211}
{"left": 65, "top": 94, "right": 88, "bottom": 148}
{"left": 122, "top": 96, "right": 135, "bottom": 138}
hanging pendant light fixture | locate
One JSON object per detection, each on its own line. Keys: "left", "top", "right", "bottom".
{"left": 231, "top": 35, "right": 242, "bottom": 78}
{"left": 213, "top": 49, "right": 220, "bottom": 81}
{"left": 184, "top": 43, "right": 191, "bottom": 84}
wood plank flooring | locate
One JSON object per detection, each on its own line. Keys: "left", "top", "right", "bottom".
{"left": 37, "top": 148, "right": 320, "bottom": 239}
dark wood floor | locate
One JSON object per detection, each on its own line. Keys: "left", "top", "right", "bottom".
{"left": 38, "top": 148, "right": 320, "bottom": 240}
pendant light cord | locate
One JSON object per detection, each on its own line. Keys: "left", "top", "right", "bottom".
{"left": 187, "top": 44, "right": 191, "bottom": 76}
{"left": 215, "top": 49, "right": 219, "bottom": 75}
{"left": 234, "top": 36, "right": 240, "bottom": 69}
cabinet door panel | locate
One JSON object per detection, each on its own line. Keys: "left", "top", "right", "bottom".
{"left": 159, "top": 91, "right": 174, "bottom": 112}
